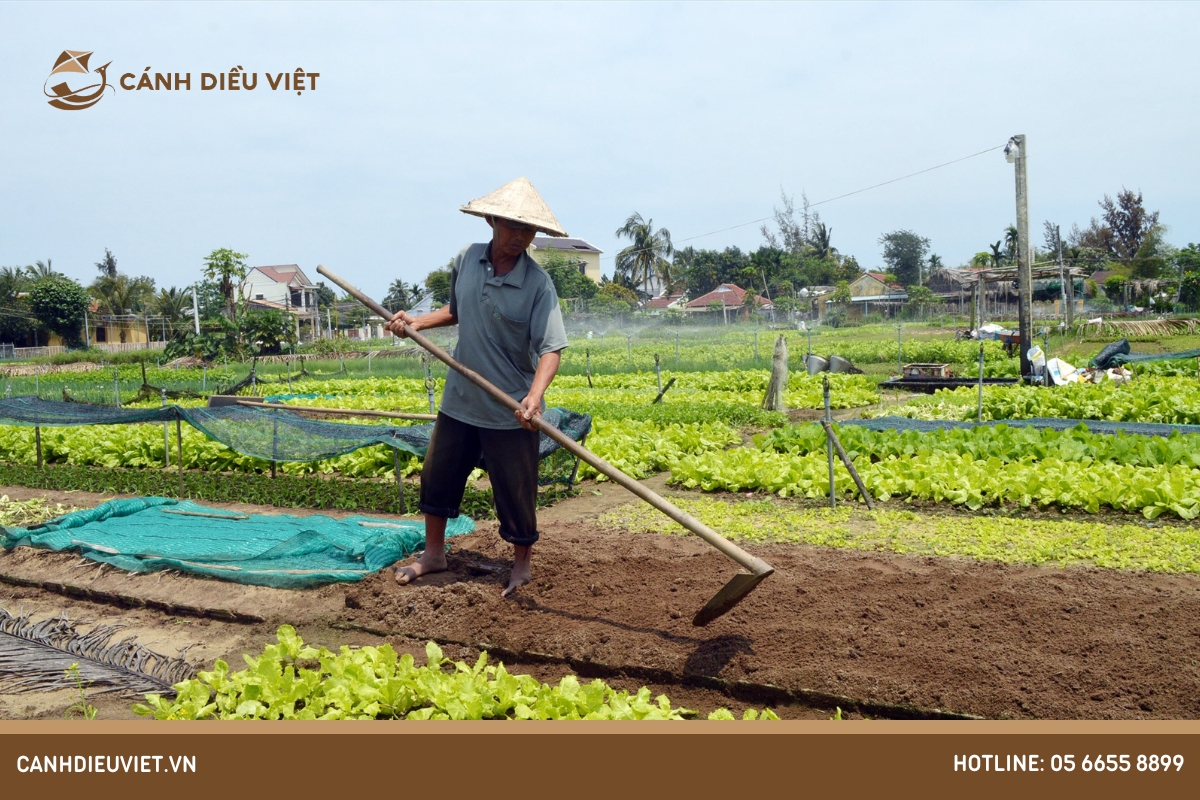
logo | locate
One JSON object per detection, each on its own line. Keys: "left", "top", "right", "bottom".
{"left": 44, "top": 50, "right": 113, "bottom": 111}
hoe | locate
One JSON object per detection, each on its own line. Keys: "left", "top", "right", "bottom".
{"left": 317, "top": 264, "right": 775, "bottom": 625}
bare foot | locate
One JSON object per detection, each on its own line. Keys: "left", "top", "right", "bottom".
{"left": 395, "top": 551, "right": 448, "bottom": 585}
{"left": 502, "top": 546, "right": 533, "bottom": 598}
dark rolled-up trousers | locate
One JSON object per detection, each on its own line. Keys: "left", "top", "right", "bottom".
{"left": 418, "top": 412, "right": 540, "bottom": 547}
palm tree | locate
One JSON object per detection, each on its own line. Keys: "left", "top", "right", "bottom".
{"left": 25, "top": 259, "right": 58, "bottom": 281}
{"left": 91, "top": 273, "right": 155, "bottom": 314}
{"left": 615, "top": 212, "right": 673, "bottom": 296}
{"left": 383, "top": 279, "right": 413, "bottom": 313}
{"left": 154, "top": 287, "right": 190, "bottom": 334}
{"left": 1004, "top": 225, "right": 1019, "bottom": 262}
{"left": 989, "top": 241, "right": 1006, "bottom": 268}
{"left": 810, "top": 223, "right": 836, "bottom": 261}
{"left": 0, "top": 266, "right": 28, "bottom": 301}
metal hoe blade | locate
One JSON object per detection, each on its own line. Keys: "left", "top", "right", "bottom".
{"left": 693, "top": 569, "right": 775, "bottom": 627}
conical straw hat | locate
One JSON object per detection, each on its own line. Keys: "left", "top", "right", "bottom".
{"left": 460, "top": 177, "right": 568, "bottom": 237}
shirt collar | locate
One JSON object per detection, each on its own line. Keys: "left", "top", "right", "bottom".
{"left": 480, "top": 243, "right": 528, "bottom": 288}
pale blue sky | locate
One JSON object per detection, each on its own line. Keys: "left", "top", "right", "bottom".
{"left": 2, "top": 1, "right": 1197, "bottom": 299}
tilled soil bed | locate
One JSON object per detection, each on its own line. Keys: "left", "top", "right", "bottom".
{"left": 344, "top": 519, "right": 1200, "bottom": 720}
{"left": 3, "top": 484, "right": 1199, "bottom": 719}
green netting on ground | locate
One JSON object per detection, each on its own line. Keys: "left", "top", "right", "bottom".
{"left": 0, "top": 497, "right": 474, "bottom": 588}
{"left": 1091, "top": 338, "right": 1200, "bottom": 369}
{"left": 845, "top": 416, "right": 1200, "bottom": 438}
{"left": 0, "top": 397, "right": 592, "bottom": 485}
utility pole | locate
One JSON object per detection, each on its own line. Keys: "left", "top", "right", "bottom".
{"left": 191, "top": 286, "right": 200, "bottom": 334}
{"left": 1006, "top": 135, "right": 1033, "bottom": 379}
{"left": 1056, "top": 225, "right": 1074, "bottom": 328}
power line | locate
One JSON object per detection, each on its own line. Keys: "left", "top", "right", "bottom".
{"left": 603, "top": 142, "right": 1007, "bottom": 265}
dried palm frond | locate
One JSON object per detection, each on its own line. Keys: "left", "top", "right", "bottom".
{"left": 0, "top": 607, "right": 197, "bottom": 696}
{"left": 1081, "top": 318, "right": 1200, "bottom": 338}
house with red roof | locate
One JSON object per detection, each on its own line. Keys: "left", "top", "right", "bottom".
{"left": 685, "top": 283, "right": 772, "bottom": 321}
{"left": 645, "top": 292, "right": 686, "bottom": 313}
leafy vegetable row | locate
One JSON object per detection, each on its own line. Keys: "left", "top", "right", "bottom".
{"left": 599, "top": 496, "right": 1200, "bottom": 573}
{"left": 135, "top": 627, "right": 778, "bottom": 720}
{"left": 881, "top": 377, "right": 1200, "bottom": 425}
{"left": 756, "top": 423, "right": 1200, "bottom": 469}
{"left": 668, "top": 448, "right": 1200, "bottom": 519}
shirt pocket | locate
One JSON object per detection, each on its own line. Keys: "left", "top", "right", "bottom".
{"left": 485, "top": 307, "right": 534, "bottom": 384}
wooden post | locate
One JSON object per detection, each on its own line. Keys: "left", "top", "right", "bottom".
{"left": 761, "top": 334, "right": 788, "bottom": 411}
{"left": 271, "top": 417, "right": 278, "bottom": 478}
{"left": 977, "top": 343, "right": 985, "bottom": 423}
{"left": 35, "top": 426, "right": 42, "bottom": 469}
{"left": 586, "top": 349, "right": 592, "bottom": 388}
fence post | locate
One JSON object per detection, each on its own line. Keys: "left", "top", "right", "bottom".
{"left": 175, "top": 418, "right": 184, "bottom": 495}
{"left": 977, "top": 343, "right": 985, "bottom": 423}
{"left": 162, "top": 388, "right": 170, "bottom": 468}
{"left": 824, "top": 375, "right": 835, "bottom": 509}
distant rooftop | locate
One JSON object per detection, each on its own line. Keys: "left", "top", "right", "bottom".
{"left": 249, "top": 265, "right": 314, "bottom": 286}
{"left": 530, "top": 237, "right": 602, "bottom": 254}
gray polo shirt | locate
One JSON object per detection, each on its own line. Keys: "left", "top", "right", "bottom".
{"left": 439, "top": 242, "right": 569, "bottom": 429}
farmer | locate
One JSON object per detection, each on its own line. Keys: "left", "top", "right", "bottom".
{"left": 384, "top": 177, "right": 569, "bottom": 597}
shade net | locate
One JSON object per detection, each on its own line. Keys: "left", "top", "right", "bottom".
{"left": 1091, "top": 338, "right": 1200, "bottom": 369}
{"left": 0, "top": 397, "right": 592, "bottom": 485}
{"left": 0, "top": 497, "right": 475, "bottom": 589}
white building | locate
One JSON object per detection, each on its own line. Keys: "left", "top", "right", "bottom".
{"left": 239, "top": 264, "right": 321, "bottom": 339}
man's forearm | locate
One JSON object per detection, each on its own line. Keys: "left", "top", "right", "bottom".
{"left": 410, "top": 306, "right": 458, "bottom": 331}
{"left": 527, "top": 350, "right": 562, "bottom": 401}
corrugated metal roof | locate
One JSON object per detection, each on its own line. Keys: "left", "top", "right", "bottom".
{"left": 250, "top": 265, "right": 314, "bottom": 286}
{"left": 530, "top": 237, "right": 602, "bottom": 254}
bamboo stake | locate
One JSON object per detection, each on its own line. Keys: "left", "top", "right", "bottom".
{"left": 237, "top": 400, "right": 436, "bottom": 421}
{"left": 820, "top": 420, "right": 874, "bottom": 510}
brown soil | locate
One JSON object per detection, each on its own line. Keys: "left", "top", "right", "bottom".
{"left": 343, "top": 519, "right": 1200, "bottom": 720}
{"left": 3, "top": 484, "right": 1199, "bottom": 720}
